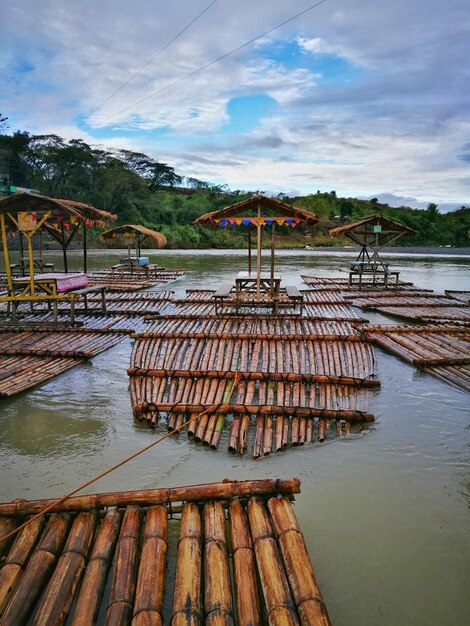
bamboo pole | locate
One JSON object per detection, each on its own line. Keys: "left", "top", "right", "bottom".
{"left": 104, "top": 506, "right": 140, "bottom": 626}
{"left": 0, "top": 516, "right": 44, "bottom": 616}
{"left": 229, "top": 499, "right": 261, "bottom": 625}
{"left": 268, "top": 497, "right": 331, "bottom": 625}
{"left": 171, "top": 503, "right": 202, "bottom": 626}
{"left": 256, "top": 206, "right": 262, "bottom": 296}
{"left": 132, "top": 506, "right": 167, "bottom": 626}
{"left": 0, "top": 513, "right": 71, "bottom": 626}
{"left": 0, "top": 479, "right": 301, "bottom": 519}
{"left": 248, "top": 226, "right": 252, "bottom": 275}
{"left": 228, "top": 415, "right": 241, "bottom": 453}
{"left": 70, "top": 509, "right": 122, "bottom": 626}
{"left": 203, "top": 501, "right": 234, "bottom": 624}
{"left": 128, "top": 369, "right": 380, "bottom": 387}
{"left": 263, "top": 415, "right": 273, "bottom": 456}
{"left": 31, "top": 511, "right": 96, "bottom": 626}
{"left": 0, "top": 518, "right": 17, "bottom": 560}
{"left": 248, "top": 498, "right": 299, "bottom": 625}
{"left": 239, "top": 414, "right": 250, "bottom": 455}
{"left": 0, "top": 214, "right": 14, "bottom": 296}
{"left": 133, "top": 402, "right": 375, "bottom": 422}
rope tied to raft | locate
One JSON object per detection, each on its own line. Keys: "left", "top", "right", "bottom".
{"left": 0, "top": 400, "right": 223, "bottom": 544}
{"left": 0, "top": 361, "right": 244, "bottom": 545}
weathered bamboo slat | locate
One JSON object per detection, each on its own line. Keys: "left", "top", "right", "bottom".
{"left": 31, "top": 511, "right": 96, "bottom": 626}
{"left": 0, "top": 513, "right": 71, "bottom": 625}
{"left": 171, "top": 503, "right": 202, "bottom": 626}
{"left": 0, "top": 516, "right": 44, "bottom": 616}
{"left": 70, "top": 509, "right": 122, "bottom": 626}
{"left": 268, "top": 497, "right": 331, "bottom": 625}
{"left": 203, "top": 501, "right": 234, "bottom": 624}
{"left": 105, "top": 506, "right": 140, "bottom": 626}
{"left": 248, "top": 498, "right": 299, "bottom": 625}
{"left": 132, "top": 506, "right": 167, "bottom": 626}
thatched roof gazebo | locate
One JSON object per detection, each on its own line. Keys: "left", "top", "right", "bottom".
{"left": 0, "top": 191, "right": 116, "bottom": 274}
{"left": 42, "top": 200, "right": 117, "bottom": 273}
{"left": 100, "top": 224, "right": 167, "bottom": 265}
{"left": 195, "top": 195, "right": 319, "bottom": 295}
{"left": 0, "top": 191, "right": 116, "bottom": 313}
{"left": 329, "top": 214, "right": 417, "bottom": 286}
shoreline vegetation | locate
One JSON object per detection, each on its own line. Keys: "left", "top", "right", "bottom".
{"left": 1, "top": 130, "right": 469, "bottom": 250}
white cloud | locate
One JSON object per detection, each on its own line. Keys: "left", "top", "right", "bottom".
{"left": 1, "top": 0, "right": 469, "bottom": 205}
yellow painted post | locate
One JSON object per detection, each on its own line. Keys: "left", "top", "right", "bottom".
{"left": 26, "top": 232, "right": 35, "bottom": 295}
{"left": 256, "top": 206, "right": 262, "bottom": 296}
{"left": 0, "top": 214, "right": 14, "bottom": 295}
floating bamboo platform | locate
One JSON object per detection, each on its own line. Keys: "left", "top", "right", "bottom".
{"left": 129, "top": 299, "right": 378, "bottom": 456}
{"left": 301, "top": 275, "right": 414, "bottom": 288}
{"left": 445, "top": 290, "right": 470, "bottom": 303}
{"left": 0, "top": 355, "right": 84, "bottom": 398}
{"left": 87, "top": 268, "right": 184, "bottom": 291}
{"left": 0, "top": 291, "right": 175, "bottom": 397}
{"left": 0, "top": 478, "right": 331, "bottom": 626}
{"left": 301, "top": 275, "right": 470, "bottom": 323}
{"left": 0, "top": 326, "right": 130, "bottom": 397}
{"left": 365, "top": 324, "right": 470, "bottom": 392}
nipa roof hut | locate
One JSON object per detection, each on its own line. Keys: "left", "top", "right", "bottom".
{"left": 0, "top": 191, "right": 117, "bottom": 228}
{"left": 329, "top": 214, "right": 416, "bottom": 247}
{"left": 100, "top": 224, "right": 167, "bottom": 248}
{"left": 194, "top": 194, "right": 320, "bottom": 227}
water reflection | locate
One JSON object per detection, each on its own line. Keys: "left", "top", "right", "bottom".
{"left": 0, "top": 403, "right": 107, "bottom": 456}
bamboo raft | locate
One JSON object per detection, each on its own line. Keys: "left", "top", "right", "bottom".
{"left": 365, "top": 324, "right": 470, "bottom": 392}
{"left": 302, "top": 276, "right": 470, "bottom": 322}
{"left": 0, "top": 326, "right": 130, "bottom": 397}
{"left": 129, "top": 305, "right": 378, "bottom": 456}
{"left": 445, "top": 290, "right": 470, "bottom": 303}
{"left": 86, "top": 268, "right": 184, "bottom": 292}
{"left": 366, "top": 305, "right": 470, "bottom": 322}
{"left": 301, "top": 275, "right": 414, "bottom": 288}
{"left": 0, "top": 478, "right": 331, "bottom": 626}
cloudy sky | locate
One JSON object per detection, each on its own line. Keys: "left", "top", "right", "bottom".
{"left": 1, "top": 0, "right": 469, "bottom": 210}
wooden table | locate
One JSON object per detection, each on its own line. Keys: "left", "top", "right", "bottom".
{"left": 235, "top": 272, "right": 281, "bottom": 297}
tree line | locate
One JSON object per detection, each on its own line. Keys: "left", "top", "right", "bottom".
{"left": 0, "top": 122, "right": 468, "bottom": 248}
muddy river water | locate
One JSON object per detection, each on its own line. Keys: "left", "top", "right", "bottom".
{"left": 0, "top": 249, "right": 469, "bottom": 625}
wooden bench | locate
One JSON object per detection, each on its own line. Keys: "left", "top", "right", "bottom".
{"left": 285, "top": 285, "right": 304, "bottom": 314}
{"left": 213, "top": 284, "right": 233, "bottom": 314}
{"left": 69, "top": 286, "right": 107, "bottom": 322}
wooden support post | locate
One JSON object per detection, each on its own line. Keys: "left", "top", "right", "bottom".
{"left": 256, "top": 206, "right": 262, "bottom": 296}
{"left": 0, "top": 214, "right": 14, "bottom": 296}
{"left": 270, "top": 222, "right": 275, "bottom": 296}
{"left": 248, "top": 226, "right": 252, "bottom": 275}
{"left": 60, "top": 222, "right": 68, "bottom": 273}
{"left": 83, "top": 223, "right": 87, "bottom": 274}
{"left": 26, "top": 234, "right": 35, "bottom": 296}
{"left": 19, "top": 233, "right": 25, "bottom": 276}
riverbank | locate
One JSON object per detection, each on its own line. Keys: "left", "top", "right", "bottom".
{"left": 304, "top": 246, "right": 470, "bottom": 255}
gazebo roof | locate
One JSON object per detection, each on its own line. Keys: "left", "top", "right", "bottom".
{"left": 0, "top": 191, "right": 116, "bottom": 226}
{"left": 329, "top": 214, "right": 416, "bottom": 246}
{"left": 194, "top": 194, "right": 319, "bottom": 227}
{"left": 100, "top": 224, "right": 167, "bottom": 248}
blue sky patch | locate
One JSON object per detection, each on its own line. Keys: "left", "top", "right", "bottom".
{"left": 258, "top": 38, "right": 362, "bottom": 85}
{"left": 225, "top": 93, "right": 277, "bottom": 134}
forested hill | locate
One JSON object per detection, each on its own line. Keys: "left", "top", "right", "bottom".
{"left": 0, "top": 130, "right": 469, "bottom": 249}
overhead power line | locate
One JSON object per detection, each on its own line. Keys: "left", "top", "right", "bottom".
{"left": 93, "top": 0, "right": 219, "bottom": 112}
{"left": 95, "top": 0, "right": 329, "bottom": 124}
